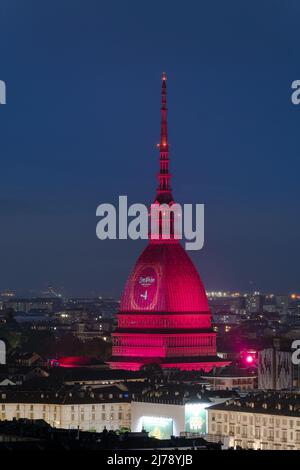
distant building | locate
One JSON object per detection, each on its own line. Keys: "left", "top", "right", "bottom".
{"left": 246, "top": 293, "right": 264, "bottom": 315}
{"left": 99, "top": 298, "right": 120, "bottom": 318}
{"left": 258, "top": 348, "right": 292, "bottom": 390}
{"left": 288, "top": 296, "right": 300, "bottom": 323}
{"left": 14, "top": 313, "right": 55, "bottom": 325}
{"left": 0, "top": 366, "right": 49, "bottom": 386}
{"left": 51, "top": 368, "right": 146, "bottom": 386}
{"left": 201, "top": 366, "right": 257, "bottom": 391}
{"left": 212, "top": 313, "right": 241, "bottom": 335}
{"left": 208, "top": 294, "right": 246, "bottom": 316}
{"left": 9, "top": 352, "right": 42, "bottom": 368}
{"left": 0, "top": 290, "right": 15, "bottom": 301}
{"left": 275, "top": 295, "right": 289, "bottom": 317}
{"left": 75, "top": 323, "right": 106, "bottom": 342}
{"left": 4, "top": 298, "right": 61, "bottom": 314}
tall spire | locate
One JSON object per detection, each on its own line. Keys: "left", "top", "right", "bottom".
{"left": 160, "top": 71, "right": 168, "bottom": 151}
{"left": 156, "top": 72, "right": 173, "bottom": 204}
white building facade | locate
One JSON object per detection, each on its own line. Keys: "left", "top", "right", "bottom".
{"left": 207, "top": 397, "right": 300, "bottom": 450}
{"left": 0, "top": 391, "right": 131, "bottom": 432}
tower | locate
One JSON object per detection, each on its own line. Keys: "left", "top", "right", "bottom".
{"left": 109, "top": 73, "right": 230, "bottom": 371}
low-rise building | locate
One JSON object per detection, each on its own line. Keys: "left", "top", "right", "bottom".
{"left": 131, "top": 389, "right": 237, "bottom": 439}
{"left": 201, "top": 366, "right": 257, "bottom": 391}
{"left": 0, "top": 386, "right": 131, "bottom": 432}
{"left": 207, "top": 392, "right": 300, "bottom": 450}
{"left": 9, "top": 352, "right": 43, "bottom": 368}
{"left": 4, "top": 298, "right": 62, "bottom": 314}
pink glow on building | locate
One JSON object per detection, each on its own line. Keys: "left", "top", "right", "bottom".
{"left": 109, "top": 73, "right": 230, "bottom": 372}
{"left": 50, "top": 356, "right": 97, "bottom": 368}
{"left": 120, "top": 243, "right": 210, "bottom": 313}
{"left": 240, "top": 350, "right": 257, "bottom": 367}
{"left": 245, "top": 355, "right": 254, "bottom": 364}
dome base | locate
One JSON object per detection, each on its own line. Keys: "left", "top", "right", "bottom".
{"left": 108, "top": 356, "right": 231, "bottom": 372}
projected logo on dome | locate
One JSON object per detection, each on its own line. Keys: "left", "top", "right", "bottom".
{"left": 132, "top": 266, "right": 159, "bottom": 309}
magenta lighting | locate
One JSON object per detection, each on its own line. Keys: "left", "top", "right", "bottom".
{"left": 240, "top": 350, "right": 257, "bottom": 367}
{"left": 246, "top": 355, "right": 254, "bottom": 364}
{"left": 108, "top": 74, "right": 230, "bottom": 372}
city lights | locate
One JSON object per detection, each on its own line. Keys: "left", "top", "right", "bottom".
{"left": 1, "top": 0, "right": 300, "bottom": 457}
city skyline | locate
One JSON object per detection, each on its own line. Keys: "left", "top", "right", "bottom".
{"left": 1, "top": 285, "right": 300, "bottom": 299}
{"left": 1, "top": 1, "right": 300, "bottom": 455}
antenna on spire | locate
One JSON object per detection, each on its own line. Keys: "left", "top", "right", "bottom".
{"left": 156, "top": 72, "right": 173, "bottom": 204}
{"left": 160, "top": 72, "right": 168, "bottom": 150}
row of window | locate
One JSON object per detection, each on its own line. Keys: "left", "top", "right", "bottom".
{"left": 0, "top": 403, "right": 131, "bottom": 424}
{"left": 211, "top": 422, "right": 300, "bottom": 443}
{"left": 210, "top": 412, "right": 300, "bottom": 428}
{"left": 213, "top": 379, "right": 254, "bottom": 385}
{"left": 234, "top": 440, "right": 300, "bottom": 451}
{"left": 0, "top": 410, "right": 130, "bottom": 423}
{"left": 118, "top": 319, "right": 209, "bottom": 329}
{"left": 113, "top": 337, "right": 215, "bottom": 347}
{"left": 1, "top": 404, "right": 129, "bottom": 411}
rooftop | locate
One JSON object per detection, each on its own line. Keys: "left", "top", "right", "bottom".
{"left": 208, "top": 392, "right": 300, "bottom": 417}
{"left": 201, "top": 365, "right": 257, "bottom": 378}
{"left": 0, "top": 385, "right": 131, "bottom": 405}
{"left": 0, "top": 419, "right": 221, "bottom": 450}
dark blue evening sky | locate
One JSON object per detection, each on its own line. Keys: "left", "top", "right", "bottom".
{"left": 0, "top": 0, "right": 300, "bottom": 296}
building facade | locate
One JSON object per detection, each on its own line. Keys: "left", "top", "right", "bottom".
{"left": 201, "top": 369, "right": 257, "bottom": 391}
{"left": 131, "top": 399, "right": 225, "bottom": 439}
{"left": 258, "top": 348, "right": 293, "bottom": 390}
{"left": 0, "top": 389, "right": 131, "bottom": 432}
{"left": 207, "top": 393, "right": 300, "bottom": 450}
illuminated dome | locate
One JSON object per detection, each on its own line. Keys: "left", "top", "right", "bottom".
{"left": 120, "top": 242, "right": 210, "bottom": 314}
